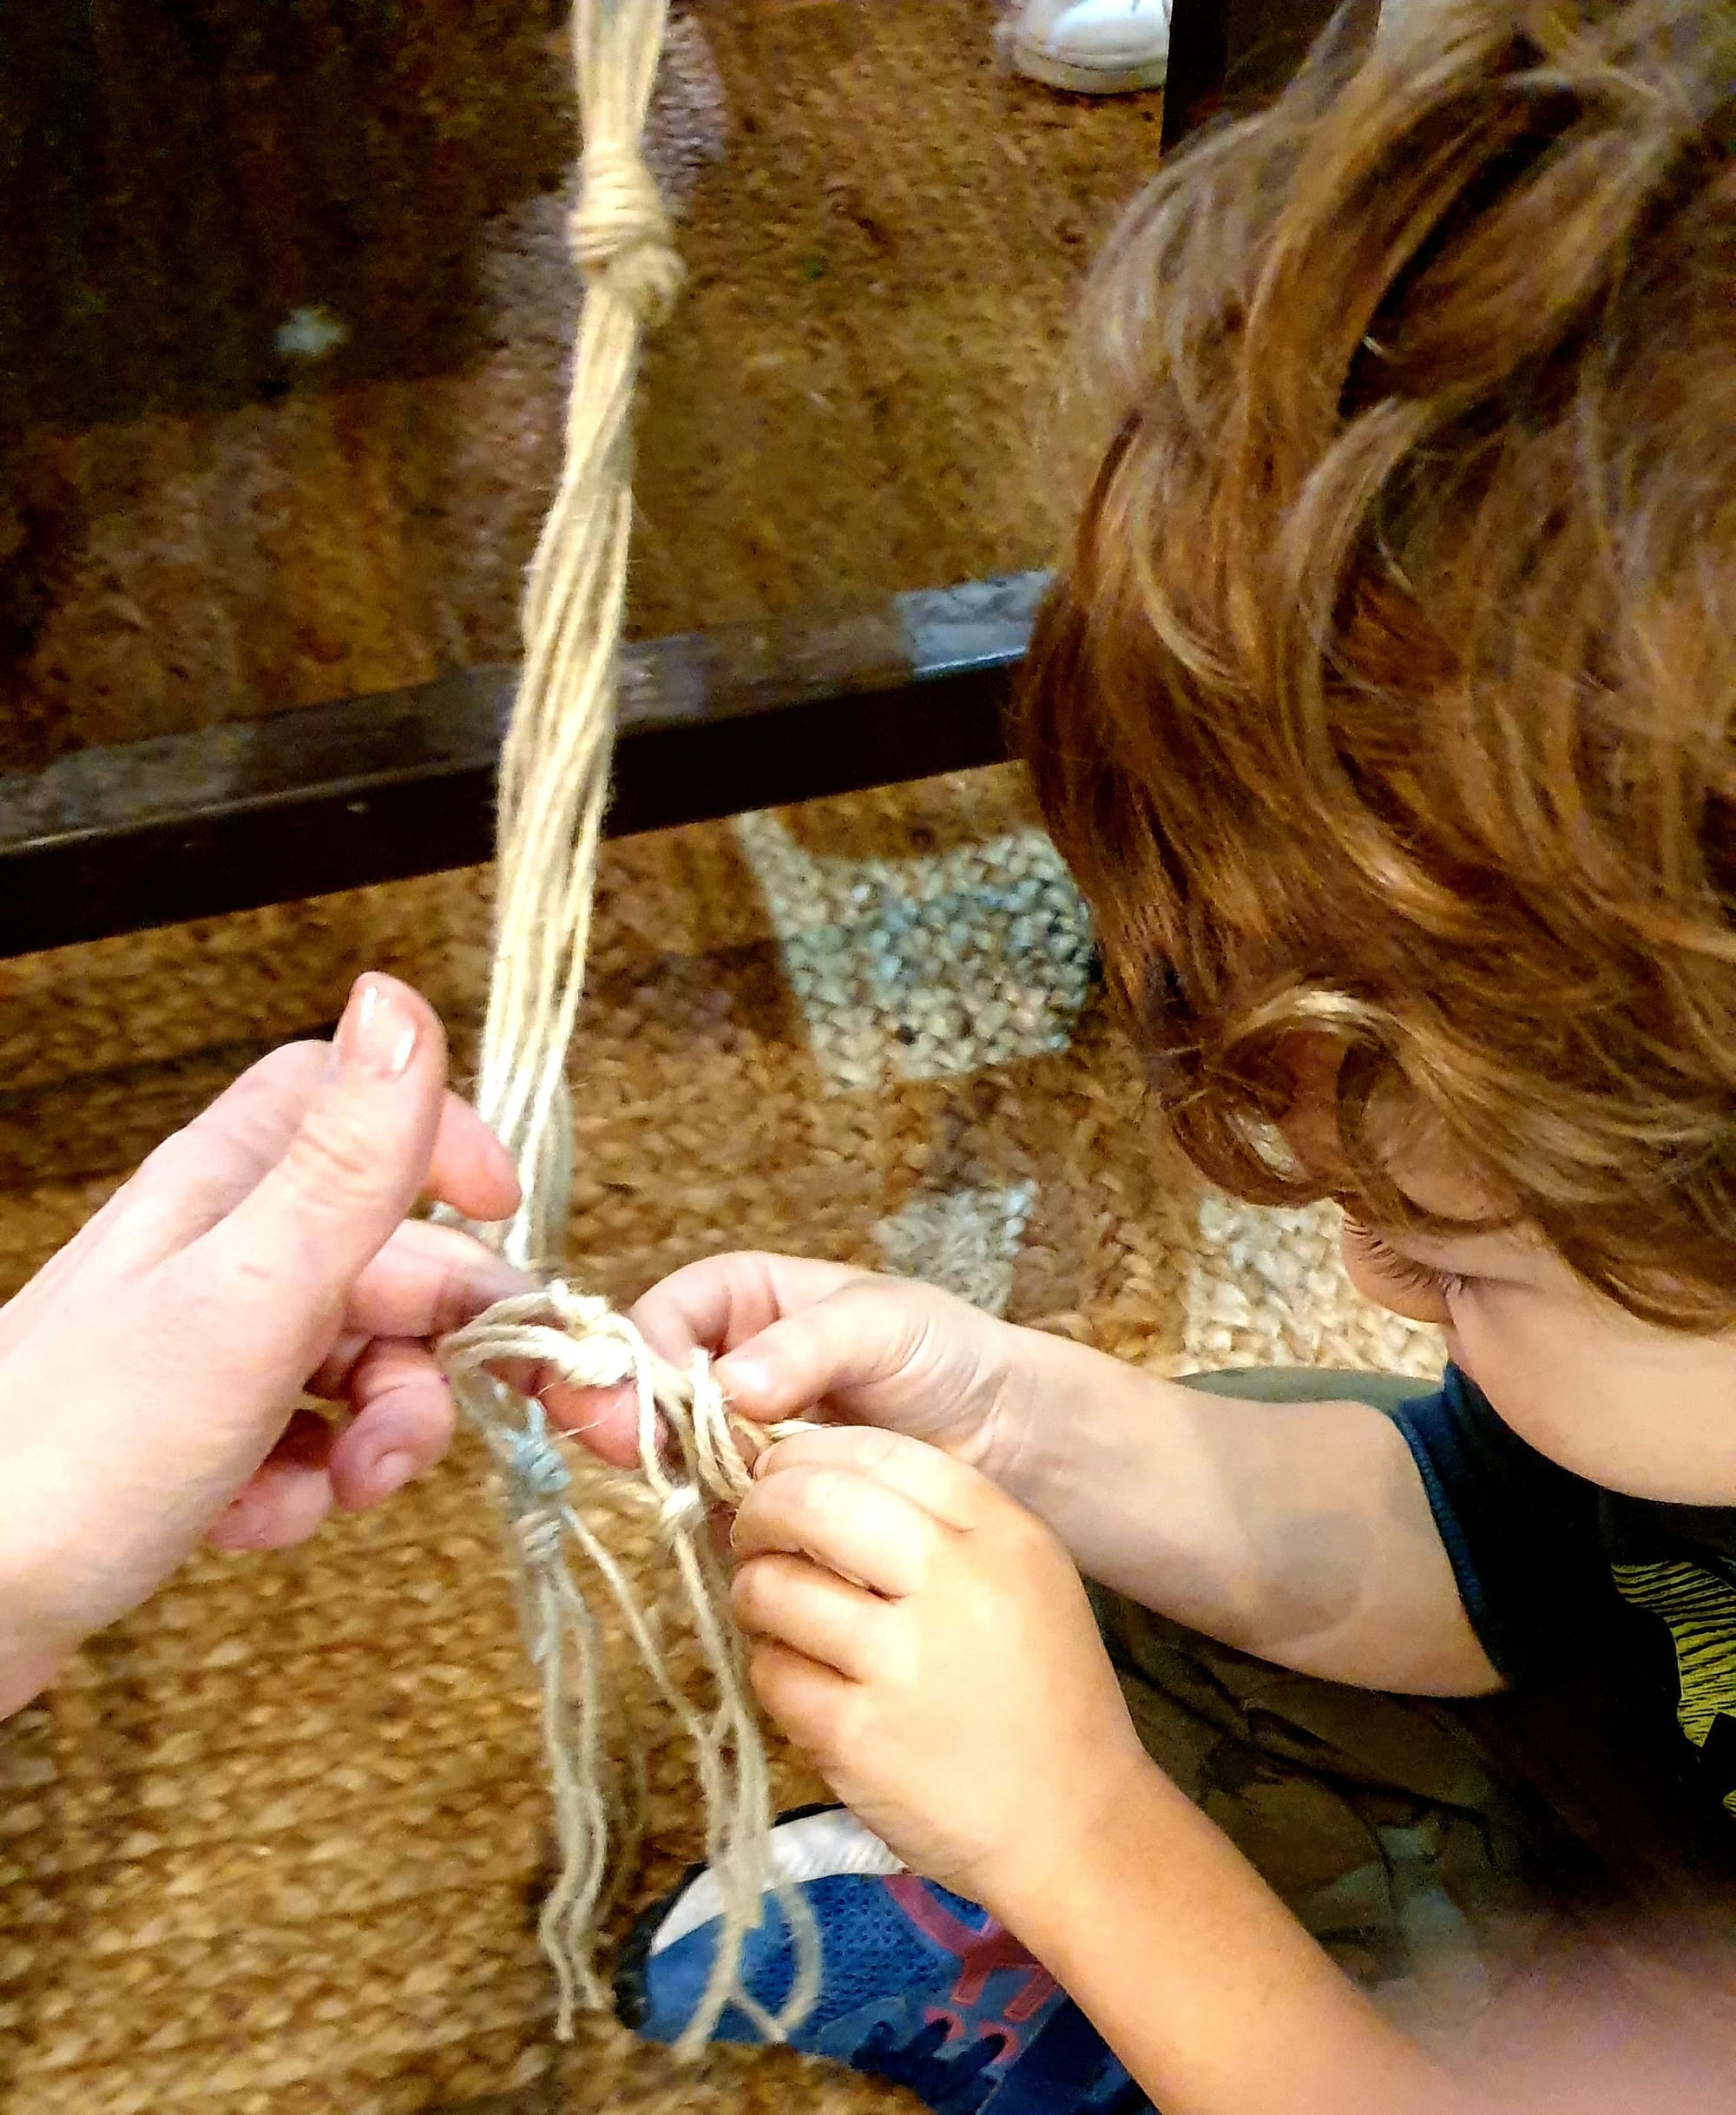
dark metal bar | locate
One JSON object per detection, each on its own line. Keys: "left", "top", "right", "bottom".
{"left": 1161, "top": 0, "right": 1378, "bottom": 155}
{"left": 1161, "top": 0, "right": 1232, "bottom": 155}
{"left": 0, "top": 573, "right": 1044, "bottom": 959}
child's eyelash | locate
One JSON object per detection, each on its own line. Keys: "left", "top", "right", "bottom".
{"left": 1354, "top": 1228, "right": 1467, "bottom": 1301}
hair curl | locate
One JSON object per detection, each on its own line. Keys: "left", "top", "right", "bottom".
{"left": 1022, "top": 0, "right": 1736, "bottom": 1326}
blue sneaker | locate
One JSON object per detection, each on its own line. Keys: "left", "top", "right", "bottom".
{"left": 616, "top": 1806, "right": 1151, "bottom": 2113}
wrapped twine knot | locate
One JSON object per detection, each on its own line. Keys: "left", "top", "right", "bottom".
{"left": 569, "top": 140, "right": 683, "bottom": 322}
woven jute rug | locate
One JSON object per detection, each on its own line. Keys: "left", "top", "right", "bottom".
{"left": 0, "top": 764, "right": 1442, "bottom": 2114}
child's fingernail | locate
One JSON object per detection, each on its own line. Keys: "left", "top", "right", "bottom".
{"left": 369, "top": 1451, "right": 416, "bottom": 1502}
{"left": 336, "top": 975, "right": 419, "bottom": 1079}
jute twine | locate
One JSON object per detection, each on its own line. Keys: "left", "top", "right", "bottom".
{"left": 434, "top": 0, "right": 819, "bottom": 2057}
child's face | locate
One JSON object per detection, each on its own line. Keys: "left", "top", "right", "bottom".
{"left": 1345, "top": 1195, "right": 1736, "bottom": 1509}
{"left": 1278, "top": 1058, "right": 1736, "bottom": 1506}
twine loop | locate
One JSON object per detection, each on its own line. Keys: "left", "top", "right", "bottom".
{"left": 569, "top": 142, "right": 682, "bottom": 322}
{"left": 516, "top": 1510, "right": 569, "bottom": 1573}
{"left": 443, "top": 1282, "right": 798, "bottom": 1522}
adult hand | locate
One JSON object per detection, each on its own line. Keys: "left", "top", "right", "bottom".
{"left": 728, "top": 1422, "right": 1153, "bottom": 1914}
{"left": 0, "top": 973, "right": 525, "bottom": 1710}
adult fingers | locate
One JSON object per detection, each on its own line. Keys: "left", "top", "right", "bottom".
{"left": 0, "top": 1041, "right": 329, "bottom": 1346}
{"left": 730, "top": 1459, "right": 942, "bottom": 1598}
{"left": 731, "top": 1552, "right": 891, "bottom": 1682}
{"left": 424, "top": 1097, "right": 520, "bottom": 1226}
{"left": 340, "top": 1220, "right": 530, "bottom": 1343}
{"left": 328, "top": 1339, "right": 457, "bottom": 1512}
{"left": 159, "top": 976, "right": 450, "bottom": 1416}
{"left": 205, "top": 1408, "right": 338, "bottom": 1552}
{"left": 3, "top": 1008, "right": 513, "bottom": 1351}
{"left": 137, "top": 1028, "right": 512, "bottom": 1241}
{"left": 540, "top": 1378, "right": 647, "bottom": 1469}
{"left": 753, "top": 1424, "right": 990, "bottom": 1534}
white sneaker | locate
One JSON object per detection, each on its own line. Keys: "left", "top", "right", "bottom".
{"left": 1002, "top": 0, "right": 1170, "bottom": 96}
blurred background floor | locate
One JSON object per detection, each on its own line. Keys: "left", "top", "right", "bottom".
{"left": 3, "top": 0, "right": 1163, "bottom": 770}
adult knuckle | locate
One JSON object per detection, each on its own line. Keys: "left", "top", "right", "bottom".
{"left": 279, "top": 1104, "right": 390, "bottom": 1209}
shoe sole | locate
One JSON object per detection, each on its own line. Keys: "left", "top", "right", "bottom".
{"left": 1009, "top": 37, "right": 1168, "bottom": 95}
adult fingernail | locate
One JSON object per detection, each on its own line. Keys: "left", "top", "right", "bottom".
{"left": 336, "top": 975, "right": 418, "bottom": 1079}
{"left": 369, "top": 1451, "right": 416, "bottom": 1503}
{"left": 214, "top": 1498, "right": 262, "bottom": 1546}
{"left": 718, "top": 1354, "right": 770, "bottom": 1403}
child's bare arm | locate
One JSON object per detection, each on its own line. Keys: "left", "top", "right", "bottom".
{"left": 569, "top": 1255, "right": 1500, "bottom": 1697}
{"left": 992, "top": 1329, "right": 1500, "bottom": 1695}
{"left": 1009, "top": 1762, "right": 1464, "bottom": 2115}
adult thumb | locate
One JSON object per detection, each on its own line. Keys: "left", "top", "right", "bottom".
{"left": 168, "top": 975, "right": 450, "bottom": 1389}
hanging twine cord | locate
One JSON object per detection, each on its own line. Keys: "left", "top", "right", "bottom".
{"left": 435, "top": 0, "right": 820, "bottom": 2057}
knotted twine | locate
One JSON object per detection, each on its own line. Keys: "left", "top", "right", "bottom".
{"left": 433, "top": 0, "right": 819, "bottom": 2057}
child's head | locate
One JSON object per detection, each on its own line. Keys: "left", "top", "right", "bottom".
{"left": 1023, "top": 0, "right": 1735, "bottom": 1490}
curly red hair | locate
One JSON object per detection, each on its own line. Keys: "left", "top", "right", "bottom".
{"left": 1022, "top": 0, "right": 1736, "bottom": 1324}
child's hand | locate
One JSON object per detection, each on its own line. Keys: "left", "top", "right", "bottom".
{"left": 727, "top": 1422, "right": 1154, "bottom": 1914}
{"left": 564, "top": 1252, "right": 1041, "bottom": 1485}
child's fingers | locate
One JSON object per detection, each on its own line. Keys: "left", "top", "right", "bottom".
{"left": 709, "top": 1278, "right": 942, "bottom": 1423}
{"left": 628, "top": 1252, "right": 868, "bottom": 1369}
{"left": 753, "top": 1424, "right": 989, "bottom": 1533}
{"left": 552, "top": 1253, "right": 871, "bottom": 1464}
{"left": 745, "top": 1637, "right": 855, "bottom": 1755}
{"left": 731, "top": 1552, "right": 891, "bottom": 1681}
{"left": 731, "top": 1460, "right": 940, "bottom": 1598}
